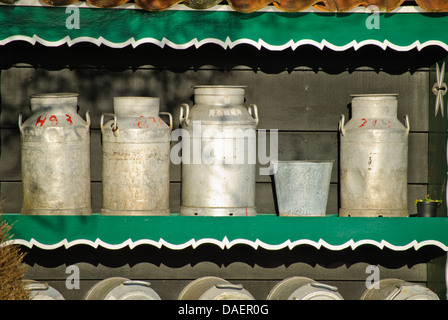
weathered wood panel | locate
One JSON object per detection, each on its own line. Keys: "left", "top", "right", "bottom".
{"left": 23, "top": 264, "right": 428, "bottom": 300}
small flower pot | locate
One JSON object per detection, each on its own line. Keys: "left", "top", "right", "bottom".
{"left": 416, "top": 201, "right": 440, "bottom": 217}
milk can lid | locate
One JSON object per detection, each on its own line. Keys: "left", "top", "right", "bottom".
{"left": 193, "top": 85, "right": 247, "bottom": 96}
{"left": 350, "top": 93, "right": 398, "bottom": 98}
{"left": 30, "top": 93, "right": 79, "bottom": 98}
{"left": 113, "top": 96, "right": 160, "bottom": 116}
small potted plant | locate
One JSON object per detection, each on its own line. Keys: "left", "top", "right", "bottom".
{"left": 414, "top": 195, "right": 442, "bottom": 217}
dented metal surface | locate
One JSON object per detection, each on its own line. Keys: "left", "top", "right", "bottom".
{"left": 339, "top": 94, "right": 409, "bottom": 217}
{"left": 101, "top": 97, "right": 171, "bottom": 216}
{"left": 272, "top": 160, "right": 333, "bottom": 216}
{"left": 19, "top": 93, "right": 91, "bottom": 215}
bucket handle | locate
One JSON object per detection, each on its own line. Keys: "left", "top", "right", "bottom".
{"left": 179, "top": 103, "right": 190, "bottom": 126}
{"left": 18, "top": 113, "right": 23, "bottom": 134}
{"left": 248, "top": 104, "right": 259, "bottom": 125}
{"left": 404, "top": 114, "right": 410, "bottom": 136}
{"left": 159, "top": 112, "right": 173, "bottom": 131}
{"left": 339, "top": 114, "right": 346, "bottom": 136}
{"left": 100, "top": 113, "right": 118, "bottom": 136}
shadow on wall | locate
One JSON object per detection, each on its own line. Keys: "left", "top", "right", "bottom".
{"left": 20, "top": 243, "right": 447, "bottom": 270}
{"left": 0, "top": 42, "right": 447, "bottom": 74}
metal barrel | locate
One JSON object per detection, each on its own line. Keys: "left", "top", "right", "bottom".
{"left": 23, "top": 280, "right": 65, "bottom": 300}
{"left": 272, "top": 160, "right": 333, "bottom": 216}
{"left": 339, "top": 94, "right": 409, "bottom": 217}
{"left": 178, "top": 276, "right": 255, "bottom": 300}
{"left": 19, "top": 93, "right": 91, "bottom": 215}
{"left": 101, "top": 97, "right": 172, "bottom": 215}
{"left": 266, "top": 276, "right": 344, "bottom": 300}
{"left": 84, "top": 277, "right": 161, "bottom": 300}
{"left": 360, "top": 278, "right": 439, "bottom": 300}
{"left": 179, "top": 85, "right": 258, "bottom": 216}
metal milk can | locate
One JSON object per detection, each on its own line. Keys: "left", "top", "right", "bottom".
{"left": 339, "top": 94, "right": 409, "bottom": 217}
{"left": 178, "top": 276, "right": 255, "bottom": 300}
{"left": 101, "top": 97, "right": 172, "bottom": 215}
{"left": 84, "top": 277, "right": 161, "bottom": 300}
{"left": 361, "top": 278, "right": 439, "bottom": 300}
{"left": 19, "top": 93, "right": 91, "bottom": 215}
{"left": 178, "top": 85, "right": 259, "bottom": 216}
{"left": 267, "top": 277, "right": 344, "bottom": 300}
{"left": 23, "top": 280, "right": 65, "bottom": 300}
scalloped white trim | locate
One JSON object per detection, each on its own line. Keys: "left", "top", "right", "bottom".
{"left": 0, "top": 35, "right": 447, "bottom": 52}
{"left": 6, "top": 237, "right": 448, "bottom": 251}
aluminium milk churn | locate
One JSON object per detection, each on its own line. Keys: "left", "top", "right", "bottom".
{"left": 19, "top": 93, "right": 91, "bottom": 215}
{"left": 100, "top": 97, "right": 172, "bottom": 215}
{"left": 178, "top": 85, "right": 259, "bottom": 216}
{"left": 178, "top": 276, "right": 255, "bottom": 300}
{"left": 360, "top": 278, "right": 439, "bottom": 300}
{"left": 84, "top": 277, "right": 161, "bottom": 300}
{"left": 339, "top": 94, "right": 409, "bottom": 217}
{"left": 23, "top": 280, "right": 65, "bottom": 300}
{"left": 267, "top": 276, "right": 344, "bottom": 300}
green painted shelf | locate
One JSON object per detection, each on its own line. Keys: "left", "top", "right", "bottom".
{"left": 2, "top": 213, "right": 448, "bottom": 251}
{"left": 1, "top": 4, "right": 448, "bottom": 52}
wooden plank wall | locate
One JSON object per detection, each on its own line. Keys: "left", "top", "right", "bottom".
{"left": 1, "top": 43, "right": 447, "bottom": 300}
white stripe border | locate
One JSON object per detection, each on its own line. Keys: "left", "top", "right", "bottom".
{"left": 6, "top": 237, "right": 448, "bottom": 251}
{"left": 0, "top": 35, "right": 447, "bottom": 51}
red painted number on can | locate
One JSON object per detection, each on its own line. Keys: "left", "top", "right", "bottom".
{"left": 66, "top": 114, "right": 73, "bottom": 125}
{"left": 358, "top": 118, "right": 367, "bottom": 127}
{"left": 136, "top": 116, "right": 158, "bottom": 129}
{"left": 49, "top": 115, "right": 58, "bottom": 126}
{"left": 35, "top": 115, "right": 47, "bottom": 127}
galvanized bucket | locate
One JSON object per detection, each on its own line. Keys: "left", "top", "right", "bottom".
{"left": 272, "top": 160, "right": 333, "bottom": 216}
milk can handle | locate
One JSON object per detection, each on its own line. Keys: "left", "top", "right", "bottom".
{"left": 404, "top": 114, "right": 410, "bottom": 136}
{"left": 85, "top": 110, "right": 91, "bottom": 127}
{"left": 179, "top": 103, "right": 190, "bottom": 126}
{"left": 215, "top": 283, "right": 244, "bottom": 290}
{"left": 248, "top": 104, "right": 259, "bottom": 125}
{"left": 100, "top": 113, "right": 118, "bottom": 136}
{"left": 310, "top": 282, "right": 339, "bottom": 292}
{"left": 159, "top": 112, "right": 173, "bottom": 131}
{"left": 18, "top": 113, "right": 23, "bottom": 134}
{"left": 26, "top": 282, "right": 49, "bottom": 291}
{"left": 339, "top": 114, "right": 346, "bottom": 136}
{"left": 122, "top": 280, "right": 151, "bottom": 287}
{"left": 385, "top": 286, "right": 402, "bottom": 300}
